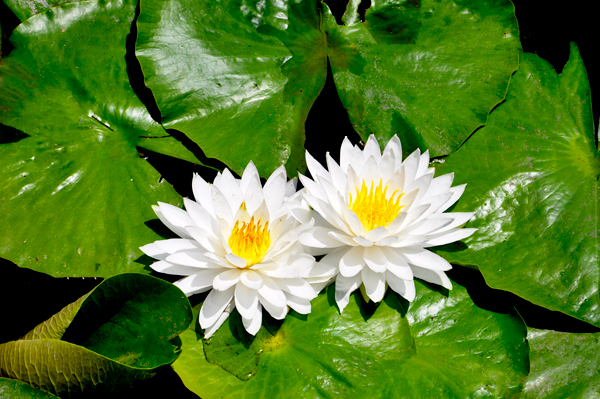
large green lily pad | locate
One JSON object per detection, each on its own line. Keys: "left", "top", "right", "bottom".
{"left": 0, "top": 273, "right": 192, "bottom": 397}
{"left": 0, "top": 378, "right": 59, "bottom": 398}
{"left": 521, "top": 328, "right": 600, "bottom": 398}
{"left": 0, "top": 0, "right": 198, "bottom": 277}
{"left": 173, "top": 279, "right": 528, "bottom": 398}
{"left": 326, "top": 0, "right": 521, "bottom": 157}
{"left": 135, "top": 0, "right": 327, "bottom": 177}
{"left": 435, "top": 44, "right": 600, "bottom": 325}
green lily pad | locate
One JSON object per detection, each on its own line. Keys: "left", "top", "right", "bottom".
{"left": 0, "top": 378, "right": 59, "bottom": 398}
{"left": 135, "top": 0, "right": 327, "bottom": 177}
{"left": 435, "top": 44, "right": 600, "bottom": 326}
{"left": 521, "top": 328, "right": 600, "bottom": 398}
{"left": 0, "top": 273, "right": 192, "bottom": 397}
{"left": 4, "top": 0, "right": 77, "bottom": 21}
{"left": 0, "top": 0, "right": 199, "bottom": 277}
{"left": 172, "top": 279, "right": 528, "bottom": 398}
{"left": 325, "top": 0, "right": 521, "bottom": 157}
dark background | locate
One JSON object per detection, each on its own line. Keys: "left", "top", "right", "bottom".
{"left": 1, "top": 0, "right": 598, "bottom": 396}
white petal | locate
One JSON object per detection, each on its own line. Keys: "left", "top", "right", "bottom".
{"left": 303, "top": 193, "right": 352, "bottom": 236}
{"left": 263, "top": 165, "right": 287, "bottom": 215}
{"left": 211, "top": 184, "right": 234, "bottom": 225}
{"left": 225, "top": 253, "right": 247, "bottom": 268}
{"left": 365, "top": 227, "right": 389, "bottom": 242}
{"left": 285, "top": 178, "right": 298, "bottom": 197}
{"left": 438, "top": 184, "right": 467, "bottom": 213}
{"left": 151, "top": 260, "right": 203, "bottom": 276}
{"left": 380, "top": 247, "right": 413, "bottom": 280}
{"left": 291, "top": 253, "right": 315, "bottom": 273}
{"left": 200, "top": 286, "right": 236, "bottom": 329}
{"left": 416, "top": 150, "right": 430, "bottom": 179}
{"left": 167, "top": 251, "right": 217, "bottom": 268}
{"left": 257, "top": 274, "right": 288, "bottom": 307}
{"left": 306, "top": 150, "right": 331, "bottom": 183}
{"left": 339, "top": 246, "right": 365, "bottom": 277}
{"left": 405, "top": 173, "right": 434, "bottom": 208}
{"left": 414, "top": 193, "right": 453, "bottom": 223}
{"left": 258, "top": 292, "right": 287, "bottom": 320}
{"left": 243, "top": 175, "right": 264, "bottom": 215}
{"left": 402, "top": 249, "right": 452, "bottom": 271}
{"left": 424, "top": 228, "right": 477, "bottom": 247}
{"left": 364, "top": 246, "right": 387, "bottom": 273}
{"left": 316, "top": 247, "right": 346, "bottom": 273}
{"left": 174, "top": 269, "right": 220, "bottom": 296}
{"left": 235, "top": 283, "right": 259, "bottom": 319}
{"left": 389, "top": 234, "right": 428, "bottom": 248}
{"left": 154, "top": 203, "right": 194, "bottom": 239}
{"left": 361, "top": 267, "right": 386, "bottom": 302}
{"left": 379, "top": 150, "right": 395, "bottom": 183}
{"left": 203, "top": 252, "right": 236, "bottom": 268}
{"left": 402, "top": 217, "right": 453, "bottom": 236}
{"left": 350, "top": 144, "right": 367, "bottom": 175}
{"left": 340, "top": 202, "right": 365, "bottom": 237}
{"left": 140, "top": 243, "right": 167, "bottom": 260}
{"left": 213, "top": 269, "right": 242, "bottom": 291}
{"left": 428, "top": 212, "right": 475, "bottom": 234}
{"left": 184, "top": 198, "right": 219, "bottom": 238}
{"left": 326, "top": 152, "right": 347, "bottom": 195}
{"left": 298, "top": 174, "right": 328, "bottom": 203}
{"left": 286, "top": 292, "right": 312, "bottom": 314}
{"left": 299, "top": 227, "right": 345, "bottom": 249}
{"left": 386, "top": 271, "right": 416, "bottom": 301}
{"left": 185, "top": 226, "right": 224, "bottom": 254}
{"left": 424, "top": 173, "right": 454, "bottom": 199}
{"left": 242, "top": 303, "right": 262, "bottom": 335}
{"left": 363, "top": 134, "right": 382, "bottom": 163}
{"left": 328, "top": 231, "right": 358, "bottom": 246}
{"left": 402, "top": 149, "right": 421, "bottom": 186}
{"left": 240, "top": 161, "right": 260, "bottom": 195}
{"left": 335, "top": 273, "right": 363, "bottom": 312}
{"left": 412, "top": 266, "right": 453, "bottom": 290}
{"left": 339, "top": 137, "right": 354, "bottom": 173}
{"left": 218, "top": 168, "right": 244, "bottom": 213}
{"left": 353, "top": 236, "right": 374, "bottom": 247}
{"left": 358, "top": 155, "right": 379, "bottom": 186}
{"left": 203, "top": 301, "right": 234, "bottom": 339}
{"left": 240, "top": 270, "right": 263, "bottom": 289}
{"left": 192, "top": 173, "right": 215, "bottom": 217}
{"left": 384, "top": 212, "right": 408, "bottom": 236}
{"left": 375, "top": 236, "right": 399, "bottom": 246}
{"left": 280, "top": 278, "right": 317, "bottom": 299}
{"left": 383, "top": 135, "right": 402, "bottom": 167}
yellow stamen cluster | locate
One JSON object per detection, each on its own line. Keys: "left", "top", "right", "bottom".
{"left": 228, "top": 216, "right": 271, "bottom": 266}
{"left": 349, "top": 179, "right": 405, "bottom": 232}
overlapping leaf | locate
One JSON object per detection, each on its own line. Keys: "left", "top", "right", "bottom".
{"left": 172, "top": 280, "right": 528, "bottom": 398}
{"left": 435, "top": 44, "right": 600, "bottom": 325}
{"left": 136, "top": 0, "right": 327, "bottom": 177}
{"left": 326, "top": 0, "right": 521, "bottom": 157}
{"left": 521, "top": 328, "right": 600, "bottom": 398}
{"left": 0, "top": 378, "right": 59, "bottom": 398}
{"left": 0, "top": 0, "right": 199, "bottom": 277}
{"left": 0, "top": 273, "right": 192, "bottom": 397}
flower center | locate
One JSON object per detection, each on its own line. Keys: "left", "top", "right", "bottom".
{"left": 228, "top": 216, "right": 271, "bottom": 266}
{"left": 348, "top": 179, "right": 405, "bottom": 232}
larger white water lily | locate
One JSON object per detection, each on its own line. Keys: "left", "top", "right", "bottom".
{"left": 141, "top": 162, "right": 320, "bottom": 337}
{"left": 297, "top": 135, "right": 476, "bottom": 312}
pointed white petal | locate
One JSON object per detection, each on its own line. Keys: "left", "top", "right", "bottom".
{"left": 402, "top": 149, "right": 421, "bottom": 186}
{"left": 225, "top": 253, "right": 247, "bottom": 268}
{"left": 424, "top": 173, "right": 454, "bottom": 199}
{"left": 365, "top": 227, "right": 389, "bottom": 242}
{"left": 285, "top": 178, "right": 298, "bottom": 197}
{"left": 243, "top": 175, "right": 264, "bottom": 215}
{"left": 412, "top": 266, "right": 453, "bottom": 290}
{"left": 361, "top": 267, "right": 386, "bottom": 302}
{"left": 402, "top": 249, "right": 452, "bottom": 271}
{"left": 328, "top": 231, "right": 358, "bottom": 246}
{"left": 335, "top": 273, "right": 363, "bottom": 312}
{"left": 364, "top": 134, "right": 382, "bottom": 162}
{"left": 389, "top": 234, "right": 428, "bottom": 248}
{"left": 353, "top": 236, "right": 374, "bottom": 247}
{"left": 383, "top": 135, "right": 402, "bottom": 166}
{"left": 339, "top": 137, "right": 354, "bottom": 173}
{"left": 257, "top": 274, "right": 288, "bottom": 307}
{"left": 213, "top": 269, "right": 242, "bottom": 291}
{"left": 235, "top": 283, "right": 259, "bottom": 319}
{"left": 438, "top": 184, "right": 467, "bottom": 213}
{"left": 240, "top": 161, "right": 260, "bottom": 195}
{"left": 386, "top": 271, "right": 416, "bottom": 301}
{"left": 416, "top": 150, "right": 430, "bottom": 179}
{"left": 242, "top": 303, "right": 262, "bottom": 335}
{"left": 339, "top": 246, "right": 365, "bottom": 277}
{"left": 281, "top": 278, "right": 317, "bottom": 299}
{"left": 218, "top": 168, "right": 244, "bottom": 213}
{"left": 167, "top": 251, "right": 217, "bottom": 268}
{"left": 192, "top": 173, "right": 215, "bottom": 217}
{"left": 424, "top": 228, "right": 477, "bottom": 247}
{"left": 263, "top": 165, "right": 287, "bottom": 215}
{"left": 306, "top": 150, "right": 331, "bottom": 183}
{"left": 240, "top": 270, "right": 263, "bottom": 289}
{"left": 375, "top": 236, "right": 399, "bottom": 246}
{"left": 405, "top": 173, "right": 434, "bottom": 208}
{"left": 298, "top": 174, "right": 328, "bottom": 203}
{"left": 154, "top": 202, "right": 194, "bottom": 239}
{"left": 151, "top": 261, "right": 203, "bottom": 276}
{"left": 326, "top": 152, "right": 347, "bottom": 195}
{"left": 379, "top": 150, "right": 395, "bottom": 183}
{"left": 350, "top": 144, "right": 367, "bottom": 175}
{"left": 402, "top": 217, "right": 453, "bottom": 236}
{"left": 203, "top": 301, "right": 234, "bottom": 338}
{"left": 258, "top": 292, "right": 287, "bottom": 320}
{"left": 200, "top": 286, "right": 236, "bottom": 329}
{"left": 358, "top": 155, "right": 379, "bottom": 186}
{"left": 428, "top": 212, "right": 475, "bottom": 233}
{"left": 380, "top": 247, "right": 413, "bottom": 280}
{"left": 185, "top": 226, "right": 224, "bottom": 254}
{"left": 174, "top": 270, "right": 219, "bottom": 295}
{"left": 140, "top": 243, "right": 168, "bottom": 260}
{"left": 184, "top": 198, "right": 219, "bottom": 238}
{"left": 211, "top": 184, "right": 234, "bottom": 226}
{"left": 364, "top": 246, "right": 387, "bottom": 273}
{"left": 286, "top": 292, "right": 312, "bottom": 314}
{"left": 299, "top": 227, "right": 346, "bottom": 249}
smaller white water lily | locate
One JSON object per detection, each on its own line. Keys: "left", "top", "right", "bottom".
{"left": 141, "top": 162, "right": 321, "bottom": 337}
{"left": 297, "top": 134, "right": 476, "bottom": 311}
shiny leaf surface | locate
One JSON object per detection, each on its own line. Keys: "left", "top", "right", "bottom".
{"left": 3, "top": 0, "right": 77, "bottom": 21}
{"left": 326, "top": 0, "right": 520, "bottom": 157}
{"left": 0, "top": 378, "right": 58, "bottom": 398}
{"left": 0, "top": 273, "right": 192, "bottom": 397}
{"left": 136, "top": 0, "right": 327, "bottom": 177}
{"left": 173, "top": 280, "right": 528, "bottom": 398}
{"left": 0, "top": 0, "right": 195, "bottom": 277}
{"left": 436, "top": 44, "right": 600, "bottom": 325}
{"left": 521, "top": 328, "right": 600, "bottom": 398}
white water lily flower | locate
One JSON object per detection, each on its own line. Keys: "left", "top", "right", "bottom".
{"left": 141, "top": 162, "right": 320, "bottom": 337}
{"left": 297, "top": 134, "right": 476, "bottom": 312}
